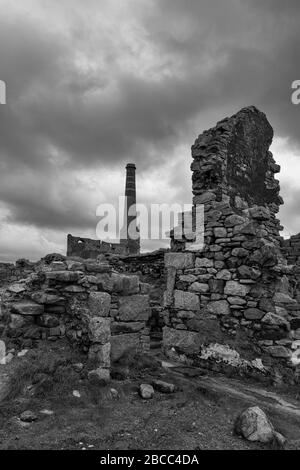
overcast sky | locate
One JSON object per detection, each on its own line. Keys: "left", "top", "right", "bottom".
{"left": 0, "top": 0, "right": 300, "bottom": 261}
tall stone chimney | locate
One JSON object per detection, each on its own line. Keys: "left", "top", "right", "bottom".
{"left": 120, "top": 163, "right": 140, "bottom": 254}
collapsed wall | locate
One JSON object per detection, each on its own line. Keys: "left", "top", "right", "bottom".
{"left": 67, "top": 234, "right": 126, "bottom": 258}
{"left": 163, "top": 106, "right": 300, "bottom": 385}
{"left": 0, "top": 257, "right": 151, "bottom": 379}
{"left": 281, "top": 234, "right": 300, "bottom": 304}
{"left": 0, "top": 259, "right": 37, "bottom": 286}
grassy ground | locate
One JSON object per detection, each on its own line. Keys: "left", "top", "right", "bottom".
{"left": 0, "top": 342, "right": 295, "bottom": 450}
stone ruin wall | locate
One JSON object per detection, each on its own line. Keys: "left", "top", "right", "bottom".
{"left": 0, "top": 259, "right": 37, "bottom": 286}
{"left": 162, "top": 106, "right": 300, "bottom": 385}
{"left": 67, "top": 234, "right": 127, "bottom": 259}
{"left": 281, "top": 234, "right": 300, "bottom": 304}
{"left": 0, "top": 256, "right": 152, "bottom": 380}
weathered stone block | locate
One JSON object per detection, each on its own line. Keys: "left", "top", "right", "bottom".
{"left": 265, "top": 346, "right": 291, "bottom": 358}
{"left": 63, "top": 285, "right": 86, "bottom": 293}
{"left": 228, "top": 297, "right": 246, "bottom": 306}
{"left": 9, "top": 313, "right": 35, "bottom": 329}
{"left": 88, "top": 317, "right": 111, "bottom": 344}
{"left": 11, "top": 301, "right": 44, "bottom": 316}
{"left": 195, "top": 258, "right": 214, "bottom": 268}
{"left": 50, "top": 261, "right": 66, "bottom": 271}
{"left": 85, "top": 262, "right": 111, "bottom": 273}
{"left": 225, "top": 215, "right": 246, "bottom": 227}
{"left": 46, "top": 270, "right": 83, "bottom": 282}
{"left": 88, "top": 292, "right": 111, "bottom": 317}
{"left": 163, "top": 326, "right": 201, "bottom": 355}
{"left": 193, "top": 192, "right": 216, "bottom": 204}
{"left": 216, "top": 269, "right": 231, "bottom": 280}
{"left": 249, "top": 206, "right": 270, "bottom": 220}
{"left": 122, "top": 275, "right": 140, "bottom": 295}
{"left": 110, "top": 333, "right": 140, "bottom": 362}
{"left": 93, "top": 273, "right": 113, "bottom": 292}
{"left": 88, "top": 342, "right": 111, "bottom": 368}
{"left": 224, "top": 281, "right": 249, "bottom": 297}
{"left": 244, "top": 308, "right": 265, "bottom": 320}
{"left": 174, "top": 290, "right": 200, "bottom": 311}
{"left": 214, "top": 227, "right": 227, "bottom": 238}
{"left": 118, "top": 295, "right": 151, "bottom": 321}
{"left": 189, "top": 282, "right": 209, "bottom": 294}
{"left": 165, "top": 253, "right": 194, "bottom": 270}
{"left": 7, "top": 284, "right": 26, "bottom": 294}
{"left": 66, "top": 260, "right": 85, "bottom": 271}
{"left": 261, "top": 312, "right": 289, "bottom": 328}
{"left": 207, "top": 300, "right": 230, "bottom": 316}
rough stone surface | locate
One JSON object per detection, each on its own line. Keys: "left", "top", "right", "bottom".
{"left": 163, "top": 326, "right": 201, "bottom": 355}
{"left": 174, "top": 290, "right": 199, "bottom": 311}
{"left": 118, "top": 295, "right": 151, "bottom": 322}
{"left": 110, "top": 333, "right": 141, "bottom": 362}
{"left": 139, "top": 384, "right": 154, "bottom": 399}
{"left": 88, "top": 292, "right": 111, "bottom": 317}
{"left": 235, "top": 406, "right": 275, "bottom": 444}
{"left": 152, "top": 380, "right": 175, "bottom": 394}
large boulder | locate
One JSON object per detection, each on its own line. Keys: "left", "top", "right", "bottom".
{"left": 235, "top": 406, "right": 283, "bottom": 445}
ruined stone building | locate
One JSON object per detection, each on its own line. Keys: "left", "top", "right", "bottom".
{"left": 67, "top": 163, "right": 140, "bottom": 258}
{"left": 163, "top": 106, "right": 300, "bottom": 384}
{"left": 2, "top": 106, "right": 300, "bottom": 386}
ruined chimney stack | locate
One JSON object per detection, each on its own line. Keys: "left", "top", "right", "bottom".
{"left": 120, "top": 163, "right": 140, "bottom": 254}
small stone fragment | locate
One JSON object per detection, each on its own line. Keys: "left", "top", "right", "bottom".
{"left": 20, "top": 410, "right": 38, "bottom": 423}
{"left": 152, "top": 380, "right": 175, "bottom": 394}
{"left": 139, "top": 384, "right": 154, "bottom": 399}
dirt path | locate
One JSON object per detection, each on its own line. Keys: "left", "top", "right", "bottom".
{"left": 167, "top": 364, "right": 300, "bottom": 420}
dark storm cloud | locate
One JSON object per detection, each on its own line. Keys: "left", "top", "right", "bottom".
{"left": 0, "top": 0, "right": 300, "bottom": 251}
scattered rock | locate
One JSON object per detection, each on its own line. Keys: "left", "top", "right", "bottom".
{"left": 109, "top": 388, "right": 119, "bottom": 399}
{"left": 234, "top": 406, "right": 275, "bottom": 444}
{"left": 17, "top": 349, "right": 28, "bottom": 358}
{"left": 40, "top": 409, "right": 54, "bottom": 416}
{"left": 152, "top": 380, "right": 175, "bottom": 394}
{"left": 73, "top": 362, "right": 84, "bottom": 373}
{"left": 139, "top": 384, "right": 154, "bottom": 399}
{"left": 20, "top": 410, "right": 38, "bottom": 423}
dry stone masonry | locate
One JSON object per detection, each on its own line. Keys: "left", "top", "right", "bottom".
{"left": 0, "top": 256, "right": 151, "bottom": 380}
{"left": 163, "top": 106, "right": 300, "bottom": 385}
